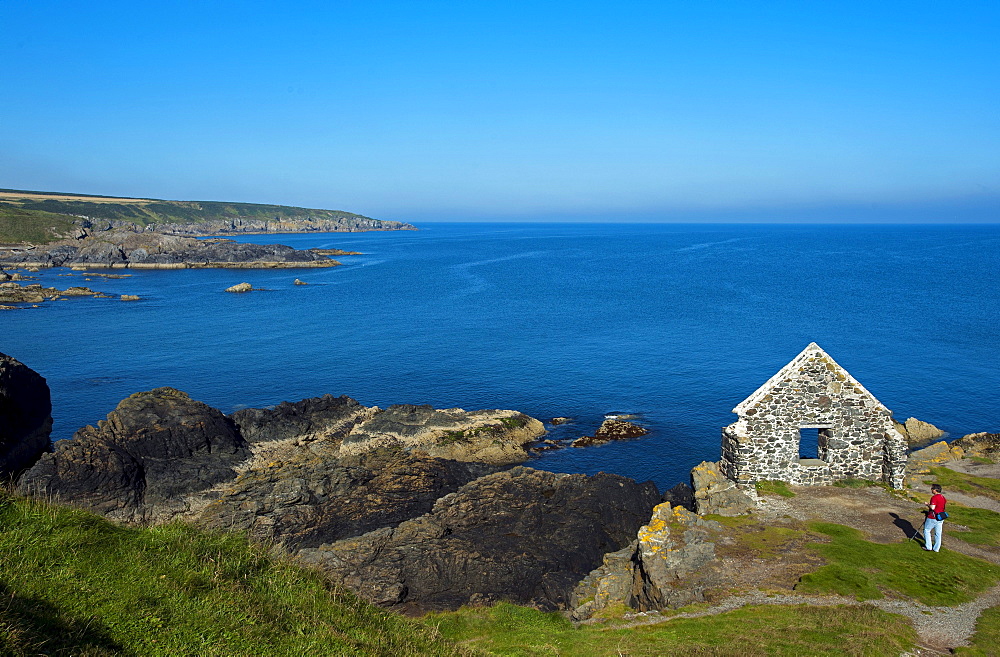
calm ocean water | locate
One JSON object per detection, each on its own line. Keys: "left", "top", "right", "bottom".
{"left": 3, "top": 223, "right": 999, "bottom": 490}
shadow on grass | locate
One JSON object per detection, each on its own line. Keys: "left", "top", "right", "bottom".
{"left": 0, "top": 582, "right": 123, "bottom": 656}
{"left": 889, "top": 512, "right": 923, "bottom": 543}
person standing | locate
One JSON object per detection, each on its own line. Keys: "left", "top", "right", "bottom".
{"left": 923, "top": 483, "right": 947, "bottom": 552}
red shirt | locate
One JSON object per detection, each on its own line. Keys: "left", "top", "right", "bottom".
{"left": 927, "top": 493, "right": 947, "bottom": 519}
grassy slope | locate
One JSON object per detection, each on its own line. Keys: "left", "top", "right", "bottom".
{"left": 0, "top": 493, "right": 475, "bottom": 657}
{"left": 0, "top": 189, "right": 384, "bottom": 243}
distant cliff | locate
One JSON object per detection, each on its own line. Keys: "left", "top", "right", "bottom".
{"left": 0, "top": 189, "right": 416, "bottom": 244}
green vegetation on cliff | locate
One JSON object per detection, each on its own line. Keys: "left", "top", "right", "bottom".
{"left": 0, "top": 188, "right": 413, "bottom": 243}
{"left": 0, "top": 493, "right": 471, "bottom": 656}
{"left": 424, "top": 601, "right": 917, "bottom": 656}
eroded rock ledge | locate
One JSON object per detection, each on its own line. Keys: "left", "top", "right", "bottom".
{"left": 0, "top": 230, "right": 339, "bottom": 269}
{"left": 14, "top": 385, "right": 658, "bottom": 612}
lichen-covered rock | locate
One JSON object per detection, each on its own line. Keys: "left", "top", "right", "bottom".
{"left": 297, "top": 467, "right": 660, "bottom": 613}
{"left": 951, "top": 432, "right": 1000, "bottom": 461}
{"left": 903, "top": 440, "right": 963, "bottom": 488}
{"left": 19, "top": 387, "right": 249, "bottom": 521}
{"left": 903, "top": 417, "right": 945, "bottom": 445}
{"left": 225, "top": 282, "right": 252, "bottom": 293}
{"left": 691, "top": 460, "right": 756, "bottom": 516}
{"left": 340, "top": 404, "right": 545, "bottom": 464}
{"left": 570, "top": 503, "right": 723, "bottom": 619}
{"left": 0, "top": 352, "right": 52, "bottom": 480}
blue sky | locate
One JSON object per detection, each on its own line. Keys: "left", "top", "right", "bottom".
{"left": 2, "top": 1, "right": 998, "bottom": 222}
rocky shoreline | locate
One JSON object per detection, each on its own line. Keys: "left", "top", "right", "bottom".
{"left": 0, "top": 230, "right": 341, "bottom": 270}
{"left": 3, "top": 350, "right": 998, "bottom": 639}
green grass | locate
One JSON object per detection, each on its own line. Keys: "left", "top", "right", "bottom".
{"left": 0, "top": 493, "right": 473, "bottom": 656}
{"left": 0, "top": 206, "right": 75, "bottom": 243}
{"left": 424, "top": 601, "right": 918, "bottom": 656}
{"left": 756, "top": 480, "right": 795, "bottom": 497}
{"left": 946, "top": 505, "right": 1000, "bottom": 547}
{"left": 954, "top": 605, "right": 1000, "bottom": 656}
{"left": 926, "top": 467, "right": 1000, "bottom": 502}
{"left": 796, "top": 522, "right": 1000, "bottom": 605}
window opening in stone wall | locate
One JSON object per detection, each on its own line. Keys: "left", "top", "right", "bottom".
{"left": 799, "top": 428, "right": 820, "bottom": 460}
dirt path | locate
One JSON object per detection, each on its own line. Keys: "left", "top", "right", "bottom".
{"left": 613, "top": 484, "right": 1000, "bottom": 654}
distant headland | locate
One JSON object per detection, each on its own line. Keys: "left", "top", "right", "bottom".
{"left": 0, "top": 188, "right": 415, "bottom": 270}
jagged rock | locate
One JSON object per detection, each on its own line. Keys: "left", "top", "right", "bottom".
{"left": 663, "top": 481, "right": 695, "bottom": 511}
{"left": 0, "top": 269, "right": 9, "bottom": 282}
{"left": 570, "top": 503, "right": 723, "bottom": 619}
{"left": 340, "top": 404, "right": 545, "bottom": 464}
{"left": 231, "top": 394, "right": 373, "bottom": 445}
{"left": 951, "top": 432, "right": 1000, "bottom": 461}
{"left": 293, "top": 278, "right": 308, "bottom": 285}
{"left": 18, "top": 388, "right": 249, "bottom": 521}
{"left": 903, "top": 440, "right": 963, "bottom": 488}
{"left": 225, "top": 282, "right": 253, "bottom": 293}
{"left": 572, "top": 419, "right": 649, "bottom": 448}
{"left": 903, "top": 417, "right": 945, "bottom": 445}
{"left": 197, "top": 446, "right": 496, "bottom": 549}
{"left": 550, "top": 417, "right": 572, "bottom": 425}
{"left": 297, "top": 467, "right": 660, "bottom": 613}
{"left": 691, "top": 460, "right": 756, "bottom": 516}
{"left": 0, "top": 352, "right": 52, "bottom": 480}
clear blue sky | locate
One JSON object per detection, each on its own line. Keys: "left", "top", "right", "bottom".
{"left": 2, "top": 1, "right": 998, "bottom": 222}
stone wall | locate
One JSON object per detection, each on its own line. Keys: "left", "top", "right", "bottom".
{"left": 720, "top": 343, "right": 907, "bottom": 489}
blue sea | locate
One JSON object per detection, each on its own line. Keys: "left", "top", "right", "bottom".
{"left": 3, "top": 223, "right": 999, "bottom": 490}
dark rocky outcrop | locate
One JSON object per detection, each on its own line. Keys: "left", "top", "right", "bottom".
{"left": 197, "top": 446, "right": 496, "bottom": 549}
{"left": 19, "top": 388, "right": 249, "bottom": 521}
{"left": 0, "top": 282, "right": 105, "bottom": 308}
{"left": 0, "top": 352, "right": 52, "bottom": 480}
{"left": 572, "top": 418, "right": 649, "bottom": 448}
{"left": 231, "top": 394, "right": 373, "bottom": 445}
{"left": 297, "top": 467, "right": 660, "bottom": 613}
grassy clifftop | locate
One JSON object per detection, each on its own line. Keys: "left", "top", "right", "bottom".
{"left": 0, "top": 492, "right": 473, "bottom": 657}
{"left": 0, "top": 189, "right": 414, "bottom": 243}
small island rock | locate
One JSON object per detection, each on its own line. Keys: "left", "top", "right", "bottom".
{"left": 225, "top": 282, "right": 253, "bottom": 293}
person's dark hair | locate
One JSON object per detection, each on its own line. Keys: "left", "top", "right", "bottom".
{"left": 931, "top": 484, "right": 942, "bottom": 493}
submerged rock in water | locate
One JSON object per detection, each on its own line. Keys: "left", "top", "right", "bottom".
{"left": 0, "top": 352, "right": 52, "bottom": 480}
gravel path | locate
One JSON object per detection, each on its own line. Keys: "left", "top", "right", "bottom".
{"left": 607, "top": 483, "right": 1000, "bottom": 654}
{"left": 617, "top": 585, "right": 1000, "bottom": 654}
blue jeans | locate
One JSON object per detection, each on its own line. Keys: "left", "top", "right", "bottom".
{"left": 923, "top": 517, "right": 943, "bottom": 552}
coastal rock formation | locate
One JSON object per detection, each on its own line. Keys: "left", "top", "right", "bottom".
{"left": 197, "top": 446, "right": 496, "bottom": 549}
{"left": 0, "top": 282, "right": 104, "bottom": 307}
{"left": 901, "top": 417, "right": 946, "bottom": 446}
{"left": 225, "top": 282, "right": 253, "bottom": 293}
{"left": 297, "top": 467, "right": 660, "bottom": 612}
{"left": 0, "top": 353, "right": 52, "bottom": 480}
{"left": 571, "top": 503, "right": 724, "bottom": 619}
{"left": 340, "top": 404, "right": 545, "bottom": 464}
{"left": 952, "top": 432, "right": 1000, "bottom": 461}
{"left": 572, "top": 419, "right": 649, "bottom": 447}
{"left": 231, "top": 394, "right": 373, "bottom": 445}
{"left": 692, "top": 460, "right": 756, "bottom": 516}
{"left": 0, "top": 230, "right": 340, "bottom": 269}
{"left": 902, "top": 440, "right": 966, "bottom": 488}
{"left": 19, "top": 388, "right": 249, "bottom": 521}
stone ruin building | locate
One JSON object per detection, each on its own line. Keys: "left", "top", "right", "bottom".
{"left": 720, "top": 342, "right": 907, "bottom": 489}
